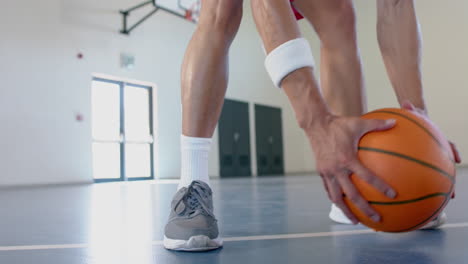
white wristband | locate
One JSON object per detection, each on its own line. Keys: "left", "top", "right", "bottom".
{"left": 264, "top": 38, "right": 315, "bottom": 88}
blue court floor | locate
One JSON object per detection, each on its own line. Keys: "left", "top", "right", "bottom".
{"left": 0, "top": 168, "right": 467, "bottom": 264}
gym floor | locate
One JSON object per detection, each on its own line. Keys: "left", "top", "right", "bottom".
{"left": 1, "top": 168, "right": 467, "bottom": 264}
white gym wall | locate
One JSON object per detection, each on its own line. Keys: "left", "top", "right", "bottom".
{"left": 0, "top": 0, "right": 466, "bottom": 186}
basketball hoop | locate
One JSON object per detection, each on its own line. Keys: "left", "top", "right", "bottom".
{"left": 185, "top": 10, "right": 193, "bottom": 21}
{"left": 179, "top": 0, "right": 200, "bottom": 22}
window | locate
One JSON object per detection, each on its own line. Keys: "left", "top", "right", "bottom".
{"left": 91, "top": 77, "right": 155, "bottom": 182}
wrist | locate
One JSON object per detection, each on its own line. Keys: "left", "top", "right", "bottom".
{"left": 301, "top": 111, "right": 334, "bottom": 138}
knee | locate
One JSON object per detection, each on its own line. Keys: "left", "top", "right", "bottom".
{"left": 377, "top": 0, "right": 414, "bottom": 23}
{"left": 316, "top": 0, "right": 357, "bottom": 49}
{"left": 378, "top": 0, "right": 407, "bottom": 13}
{"left": 198, "top": 0, "right": 243, "bottom": 40}
{"left": 335, "top": 1, "right": 357, "bottom": 37}
{"left": 250, "top": 0, "right": 267, "bottom": 11}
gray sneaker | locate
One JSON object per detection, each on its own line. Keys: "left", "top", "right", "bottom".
{"left": 163, "top": 180, "right": 223, "bottom": 251}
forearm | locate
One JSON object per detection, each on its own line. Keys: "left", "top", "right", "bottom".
{"left": 377, "top": 0, "right": 426, "bottom": 111}
{"left": 282, "top": 68, "right": 331, "bottom": 132}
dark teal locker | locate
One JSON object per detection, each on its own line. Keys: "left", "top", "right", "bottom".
{"left": 255, "top": 104, "right": 284, "bottom": 176}
{"left": 218, "top": 99, "right": 252, "bottom": 177}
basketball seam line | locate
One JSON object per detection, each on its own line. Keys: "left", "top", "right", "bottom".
{"left": 398, "top": 185, "right": 453, "bottom": 232}
{"left": 358, "top": 146, "right": 455, "bottom": 183}
{"left": 365, "top": 185, "right": 453, "bottom": 232}
{"left": 371, "top": 110, "right": 455, "bottom": 164}
{"left": 358, "top": 143, "right": 454, "bottom": 232}
{"left": 368, "top": 192, "right": 449, "bottom": 205}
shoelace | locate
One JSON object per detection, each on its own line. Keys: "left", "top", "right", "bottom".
{"left": 176, "top": 182, "right": 214, "bottom": 218}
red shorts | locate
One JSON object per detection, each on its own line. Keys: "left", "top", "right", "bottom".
{"left": 290, "top": 0, "right": 304, "bottom": 20}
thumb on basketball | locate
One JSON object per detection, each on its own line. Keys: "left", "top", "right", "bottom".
{"left": 361, "top": 119, "right": 396, "bottom": 135}
{"left": 401, "top": 100, "right": 428, "bottom": 116}
{"left": 401, "top": 100, "right": 416, "bottom": 111}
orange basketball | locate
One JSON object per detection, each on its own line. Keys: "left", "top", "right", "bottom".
{"left": 345, "top": 108, "right": 456, "bottom": 232}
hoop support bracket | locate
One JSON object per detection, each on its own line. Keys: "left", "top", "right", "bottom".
{"left": 120, "top": 0, "right": 195, "bottom": 35}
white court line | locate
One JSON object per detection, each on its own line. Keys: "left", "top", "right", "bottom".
{"left": 0, "top": 244, "right": 88, "bottom": 251}
{"left": 441, "top": 222, "right": 468, "bottom": 228}
{"left": 2, "top": 222, "right": 468, "bottom": 252}
{"left": 221, "top": 229, "right": 374, "bottom": 242}
{"left": 221, "top": 222, "right": 468, "bottom": 242}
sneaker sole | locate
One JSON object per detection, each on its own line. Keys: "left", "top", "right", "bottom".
{"left": 420, "top": 212, "right": 447, "bottom": 230}
{"left": 329, "top": 204, "right": 447, "bottom": 230}
{"left": 163, "top": 235, "right": 223, "bottom": 251}
{"left": 329, "top": 204, "right": 353, "bottom": 225}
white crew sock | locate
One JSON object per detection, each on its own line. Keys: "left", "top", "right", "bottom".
{"left": 178, "top": 134, "right": 212, "bottom": 189}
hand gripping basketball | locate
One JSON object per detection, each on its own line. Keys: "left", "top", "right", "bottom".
{"left": 307, "top": 115, "right": 397, "bottom": 224}
{"left": 345, "top": 107, "right": 456, "bottom": 232}
{"left": 402, "top": 101, "right": 462, "bottom": 164}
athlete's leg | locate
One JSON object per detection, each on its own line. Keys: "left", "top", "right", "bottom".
{"left": 182, "top": 0, "right": 243, "bottom": 138}
{"left": 179, "top": 0, "right": 243, "bottom": 189}
{"left": 164, "top": 0, "right": 243, "bottom": 251}
{"left": 293, "top": 0, "right": 366, "bottom": 116}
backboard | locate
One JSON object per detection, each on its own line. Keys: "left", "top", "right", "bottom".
{"left": 153, "top": 0, "right": 201, "bottom": 22}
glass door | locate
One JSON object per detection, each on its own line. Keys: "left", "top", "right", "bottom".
{"left": 91, "top": 77, "right": 155, "bottom": 182}
{"left": 123, "top": 84, "right": 154, "bottom": 180}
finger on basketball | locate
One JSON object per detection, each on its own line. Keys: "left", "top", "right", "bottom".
{"left": 337, "top": 173, "right": 381, "bottom": 223}
{"left": 326, "top": 176, "right": 358, "bottom": 224}
{"left": 401, "top": 101, "right": 427, "bottom": 115}
{"left": 350, "top": 161, "right": 397, "bottom": 199}
{"left": 449, "top": 141, "right": 462, "bottom": 163}
{"left": 401, "top": 101, "right": 416, "bottom": 111}
{"left": 320, "top": 174, "right": 333, "bottom": 201}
